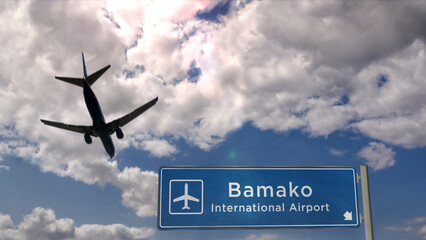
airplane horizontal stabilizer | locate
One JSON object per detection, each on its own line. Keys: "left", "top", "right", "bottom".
{"left": 54, "top": 76, "right": 84, "bottom": 87}
{"left": 86, "top": 65, "right": 110, "bottom": 86}
{"left": 40, "top": 119, "right": 95, "bottom": 136}
{"left": 55, "top": 65, "right": 110, "bottom": 87}
{"left": 107, "top": 97, "right": 158, "bottom": 134}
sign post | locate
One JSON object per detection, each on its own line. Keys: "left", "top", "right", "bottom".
{"left": 360, "top": 165, "right": 374, "bottom": 240}
{"left": 158, "top": 167, "right": 360, "bottom": 230}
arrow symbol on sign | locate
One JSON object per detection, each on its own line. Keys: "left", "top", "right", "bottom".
{"left": 344, "top": 211, "right": 353, "bottom": 221}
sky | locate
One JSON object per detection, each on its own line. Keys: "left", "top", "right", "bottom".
{"left": 0, "top": 0, "right": 425, "bottom": 239}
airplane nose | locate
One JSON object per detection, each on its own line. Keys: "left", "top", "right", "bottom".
{"left": 101, "top": 137, "right": 115, "bottom": 159}
{"left": 107, "top": 147, "right": 115, "bottom": 159}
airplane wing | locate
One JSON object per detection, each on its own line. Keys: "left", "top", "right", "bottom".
{"left": 107, "top": 97, "right": 158, "bottom": 134}
{"left": 40, "top": 119, "right": 96, "bottom": 136}
{"left": 173, "top": 196, "right": 186, "bottom": 202}
{"left": 186, "top": 195, "right": 199, "bottom": 202}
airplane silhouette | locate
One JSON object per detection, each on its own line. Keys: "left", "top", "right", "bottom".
{"left": 173, "top": 183, "right": 199, "bottom": 210}
{"left": 40, "top": 53, "right": 158, "bottom": 158}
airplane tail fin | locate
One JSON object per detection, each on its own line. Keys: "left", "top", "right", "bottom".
{"left": 82, "top": 52, "right": 88, "bottom": 78}
{"left": 54, "top": 52, "right": 110, "bottom": 87}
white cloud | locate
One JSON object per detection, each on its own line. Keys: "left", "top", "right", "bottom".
{"left": 357, "top": 142, "right": 396, "bottom": 171}
{"left": 1, "top": 0, "right": 426, "bottom": 218}
{"left": 0, "top": 208, "right": 74, "bottom": 240}
{"left": 130, "top": 134, "right": 178, "bottom": 158}
{"left": 0, "top": 207, "right": 155, "bottom": 240}
{"left": 75, "top": 224, "right": 155, "bottom": 240}
{"left": 225, "top": 233, "right": 279, "bottom": 240}
{"left": 351, "top": 39, "right": 426, "bottom": 148}
{"left": 0, "top": 164, "right": 9, "bottom": 172}
{"left": 140, "top": 139, "right": 178, "bottom": 158}
{"left": 329, "top": 148, "right": 347, "bottom": 157}
{"left": 113, "top": 167, "right": 158, "bottom": 218}
{"left": 0, "top": 214, "right": 15, "bottom": 230}
{"left": 18, "top": 207, "right": 74, "bottom": 240}
{"left": 387, "top": 216, "right": 426, "bottom": 240}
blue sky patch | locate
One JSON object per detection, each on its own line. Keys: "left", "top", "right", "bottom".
{"left": 187, "top": 60, "right": 201, "bottom": 83}
{"left": 336, "top": 94, "right": 350, "bottom": 106}
{"left": 196, "top": 0, "right": 232, "bottom": 22}
{"left": 123, "top": 65, "right": 145, "bottom": 78}
{"left": 377, "top": 74, "right": 388, "bottom": 88}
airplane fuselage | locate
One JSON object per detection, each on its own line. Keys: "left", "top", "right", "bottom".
{"left": 82, "top": 79, "right": 115, "bottom": 158}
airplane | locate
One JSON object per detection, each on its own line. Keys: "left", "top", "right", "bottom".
{"left": 40, "top": 53, "right": 158, "bottom": 158}
{"left": 173, "top": 183, "right": 199, "bottom": 210}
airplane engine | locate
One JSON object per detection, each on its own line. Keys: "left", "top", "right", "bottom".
{"left": 84, "top": 133, "right": 92, "bottom": 144}
{"left": 116, "top": 127, "right": 124, "bottom": 139}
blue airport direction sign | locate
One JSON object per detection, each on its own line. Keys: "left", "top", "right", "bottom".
{"left": 158, "top": 167, "right": 359, "bottom": 229}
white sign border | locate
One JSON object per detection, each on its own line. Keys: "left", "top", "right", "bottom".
{"left": 158, "top": 167, "right": 359, "bottom": 229}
